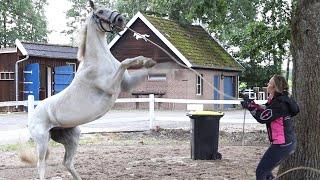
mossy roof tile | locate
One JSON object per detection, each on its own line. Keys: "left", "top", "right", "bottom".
{"left": 145, "top": 15, "right": 244, "bottom": 71}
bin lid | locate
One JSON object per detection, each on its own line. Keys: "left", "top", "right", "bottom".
{"left": 187, "top": 111, "right": 224, "bottom": 116}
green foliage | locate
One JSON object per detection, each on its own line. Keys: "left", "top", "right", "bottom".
{"left": 239, "top": 82, "right": 248, "bottom": 91}
{"left": 0, "top": 0, "right": 48, "bottom": 48}
{"left": 115, "top": 0, "right": 153, "bottom": 19}
{"left": 187, "top": 0, "right": 292, "bottom": 87}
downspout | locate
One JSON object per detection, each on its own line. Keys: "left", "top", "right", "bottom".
{"left": 15, "top": 55, "right": 29, "bottom": 103}
{"left": 15, "top": 39, "right": 29, "bottom": 105}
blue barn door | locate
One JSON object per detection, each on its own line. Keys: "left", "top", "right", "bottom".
{"left": 53, "top": 65, "right": 74, "bottom": 94}
{"left": 223, "top": 76, "right": 234, "bottom": 109}
{"left": 23, "top": 63, "right": 40, "bottom": 100}
{"left": 213, "top": 75, "right": 220, "bottom": 109}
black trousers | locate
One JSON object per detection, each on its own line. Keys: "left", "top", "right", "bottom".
{"left": 256, "top": 141, "right": 297, "bottom": 180}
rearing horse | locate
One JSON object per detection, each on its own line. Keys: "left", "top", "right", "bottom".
{"left": 24, "top": 1, "right": 156, "bottom": 179}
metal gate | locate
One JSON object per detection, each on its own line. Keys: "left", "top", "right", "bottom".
{"left": 53, "top": 65, "right": 74, "bottom": 94}
{"left": 23, "top": 63, "right": 40, "bottom": 100}
{"left": 223, "top": 76, "right": 234, "bottom": 109}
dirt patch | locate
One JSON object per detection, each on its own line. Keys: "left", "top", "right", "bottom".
{"left": 0, "top": 129, "right": 269, "bottom": 180}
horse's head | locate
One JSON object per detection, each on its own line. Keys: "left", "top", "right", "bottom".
{"left": 89, "top": 0, "right": 125, "bottom": 33}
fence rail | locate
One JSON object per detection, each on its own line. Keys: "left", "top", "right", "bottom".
{"left": 0, "top": 101, "right": 28, "bottom": 107}
{"left": 1, "top": 95, "right": 267, "bottom": 129}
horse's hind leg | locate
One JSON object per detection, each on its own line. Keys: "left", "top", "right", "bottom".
{"left": 51, "top": 127, "right": 82, "bottom": 180}
{"left": 33, "top": 130, "right": 50, "bottom": 180}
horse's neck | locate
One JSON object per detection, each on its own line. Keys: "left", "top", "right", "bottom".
{"left": 83, "top": 21, "right": 116, "bottom": 65}
{"left": 85, "top": 24, "right": 107, "bottom": 59}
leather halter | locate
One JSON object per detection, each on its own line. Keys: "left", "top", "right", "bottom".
{"left": 92, "top": 10, "right": 121, "bottom": 33}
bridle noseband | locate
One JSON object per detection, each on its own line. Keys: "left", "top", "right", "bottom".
{"left": 92, "top": 10, "right": 121, "bottom": 33}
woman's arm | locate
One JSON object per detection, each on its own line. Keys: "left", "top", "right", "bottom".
{"left": 246, "top": 101, "right": 286, "bottom": 124}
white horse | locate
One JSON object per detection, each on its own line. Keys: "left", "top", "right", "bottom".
{"left": 24, "top": 1, "right": 156, "bottom": 180}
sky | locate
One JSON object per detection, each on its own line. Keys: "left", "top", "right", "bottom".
{"left": 44, "top": 0, "right": 71, "bottom": 45}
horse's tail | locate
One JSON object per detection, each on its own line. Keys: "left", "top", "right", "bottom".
{"left": 20, "top": 147, "right": 37, "bottom": 166}
{"left": 20, "top": 147, "right": 50, "bottom": 166}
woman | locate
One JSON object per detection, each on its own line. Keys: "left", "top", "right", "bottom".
{"left": 241, "top": 75, "right": 300, "bottom": 180}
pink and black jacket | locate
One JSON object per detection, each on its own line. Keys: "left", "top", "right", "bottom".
{"left": 247, "top": 92, "right": 299, "bottom": 145}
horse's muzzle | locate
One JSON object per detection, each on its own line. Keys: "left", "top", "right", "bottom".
{"left": 114, "top": 15, "right": 125, "bottom": 31}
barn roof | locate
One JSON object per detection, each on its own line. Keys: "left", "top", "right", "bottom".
{"left": 20, "top": 42, "right": 77, "bottom": 59}
{"left": 109, "top": 12, "right": 244, "bottom": 71}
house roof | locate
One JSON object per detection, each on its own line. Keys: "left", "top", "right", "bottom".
{"left": 20, "top": 42, "right": 77, "bottom": 59}
{"left": 109, "top": 12, "right": 244, "bottom": 71}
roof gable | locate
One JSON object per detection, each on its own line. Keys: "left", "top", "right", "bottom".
{"left": 109, "top": 12, "right": 243, "bottom": 71}
{"left": 109, "top": 12, "right": 191, "bottom": 67}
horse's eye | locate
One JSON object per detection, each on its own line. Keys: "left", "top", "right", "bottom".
{"left": 98, "top": 10, "right": 103, "bottom": 14}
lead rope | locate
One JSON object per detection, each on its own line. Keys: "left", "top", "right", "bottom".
{"left": 123, "top": 26, "right": 253, "bottom": 177}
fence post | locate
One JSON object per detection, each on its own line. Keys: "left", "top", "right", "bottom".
{"left": 28, "top": 95, "right": 34, "bottom": 122}
{"left": 149, "top": 94, "right": 155, "bottom": 129}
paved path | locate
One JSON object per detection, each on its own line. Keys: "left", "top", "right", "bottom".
{"left": 0, "top": 110, "right": 261, "bottom": 145}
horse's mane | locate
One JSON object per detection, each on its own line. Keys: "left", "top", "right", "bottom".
{"left": 77, "top": 19, "right": 89, "bottom": 62}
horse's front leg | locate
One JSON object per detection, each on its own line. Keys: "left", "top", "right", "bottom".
{"left": 101, "top": 56, "right": 155, "bottom": 94}
{"left": 121, "top": 69, "right": 148, "bottom": 92}
{"left": 119, "top": 56, "right": 156, "bottom": 92}
{"left": 121, "top": 56, "right": 156, "bottom": 69}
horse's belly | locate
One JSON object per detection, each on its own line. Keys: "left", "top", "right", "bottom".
{"left": 51, "top": 93, "right": 117, "bottom": 127}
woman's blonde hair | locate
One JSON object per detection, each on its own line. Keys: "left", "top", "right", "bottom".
{"left": 272, "top": 75, "right": 289, "bottom": 93}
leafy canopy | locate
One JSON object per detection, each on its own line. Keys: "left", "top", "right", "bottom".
{"left": 0, "top": 0, "right": 48, "bottom": 48}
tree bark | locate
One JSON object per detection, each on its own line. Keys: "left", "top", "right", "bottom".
{"left": 278, "top": 0, "right": 320, "bottom": 179}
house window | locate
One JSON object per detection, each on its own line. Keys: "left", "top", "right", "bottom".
{"left": 196, "top": 74, "right": 203, "bottom": 95}
{"left": 148, "top": 74, "right": 166, "bottom": 81}
{"left": 0, "top": 72, "right": 14, "bottom": 80}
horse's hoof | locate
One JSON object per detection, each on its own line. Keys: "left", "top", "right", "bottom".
{"left": 144, "top": 59, "right": 156, "bottom": 68}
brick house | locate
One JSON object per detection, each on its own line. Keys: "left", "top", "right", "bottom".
{"left": 109, "top": 12, "right": 244, "bottom": 110}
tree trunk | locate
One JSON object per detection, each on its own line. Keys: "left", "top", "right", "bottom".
{"left": 278, "top": 0, "right": 320, "bottom": 179}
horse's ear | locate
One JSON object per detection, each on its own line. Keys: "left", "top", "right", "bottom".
{"left": 89, "top": 0, "right": 95, "bottom": 10}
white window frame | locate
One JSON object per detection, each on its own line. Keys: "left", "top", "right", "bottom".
{"left": 66, "top": 62, "right": 77, "bottom": 73}
{"left": 0, "top": 72, "right": 15, "bottom": 81}
{"left": 148, "top": 74, "right": 166, "bottom": 81}
{"left": 196, "top": 74, "right": 203, "bottom": 95}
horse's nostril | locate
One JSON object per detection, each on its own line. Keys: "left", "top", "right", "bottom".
{"left": 117, "top": 16, "right": 123, "bottom": 22}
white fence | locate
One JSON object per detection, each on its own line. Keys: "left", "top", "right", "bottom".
{"left": 1, "top": 95, "right": 267, "bottom": 129}
{"left": 242, "top": 88, "right": 267, "bottom": 100}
